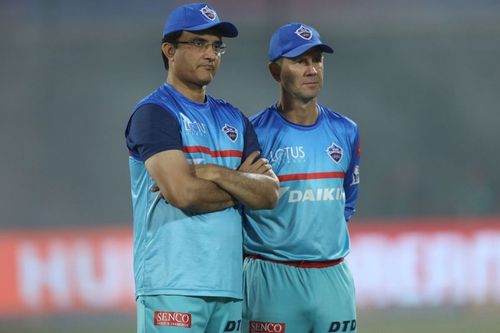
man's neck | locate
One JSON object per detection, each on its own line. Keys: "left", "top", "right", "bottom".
{"left": 277, "top": 97, "right": 318, "bottom": 125}
{"left": 166, "top": 76, "right": 206, "bottom": 103}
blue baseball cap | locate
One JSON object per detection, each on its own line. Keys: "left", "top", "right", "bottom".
{"left": 268, "top": 22, "right": 334, "bottom": 62}
{"left": 163, "top": 3, "right": 238, "bottom": 38}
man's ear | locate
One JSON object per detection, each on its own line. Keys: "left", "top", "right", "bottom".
{"left": 162, "top": 42, "right": 176, "bottom": 61}
{"left": 268, "top": 62, "right": 281, "bottom": 83}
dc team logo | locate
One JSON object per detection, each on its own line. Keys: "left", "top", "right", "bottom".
{"left": 200, "top": 5, "right": 217, "bottom": 21}
{"left": 326, "top": 143, "right": 343, "bottom": 163}
{"left": 295, "top": 24, "right": 313, "bottom": 40}
{"left": 222, "top": 123, "right": 238, "bottom": 142}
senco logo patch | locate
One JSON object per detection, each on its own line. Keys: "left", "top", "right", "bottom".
{"left": 295, "top": 24, "right": 313, "bottom": 40}
{"left": 200, "top": 5, "right": 217, "bottom": 21}
{"left": 154, "top": 311, "right": 192, "bottom": 328}
{"left": 222, "top": 123, "right": 238, "bottom": 142}
{"left": 250, "top": 321, "right": 286, "bottom": 333}
{"left": 326, "top": 143, "right": 343, "bottom": 163}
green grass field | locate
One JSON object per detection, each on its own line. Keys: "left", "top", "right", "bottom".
{"left": 1, "top": 306, "right": 498, "bottom": 333}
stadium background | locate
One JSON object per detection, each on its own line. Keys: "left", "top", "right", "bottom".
{"left": 1, "top": 0, "right": 499, "bottom": 332}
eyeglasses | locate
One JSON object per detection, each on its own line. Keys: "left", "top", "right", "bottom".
{"left": 175, "top": 39, "right": 227, "bottom": 55}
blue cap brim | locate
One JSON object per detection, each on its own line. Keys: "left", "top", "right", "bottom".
{"left": 168, "top": 21, "right": 238, "bottom": 38}
{"left": 281, "top": 43, "right": 334, "bottom": 60}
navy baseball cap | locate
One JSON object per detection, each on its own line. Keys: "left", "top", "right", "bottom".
{"left": 268, "top": 22, "right": 334, "bottom": 62}
{"left": 163, "top": 3, "right": 238, "bottom": 38}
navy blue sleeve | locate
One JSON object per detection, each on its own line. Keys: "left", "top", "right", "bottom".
{"left": 125, "top": 104, "right": 182, "bottom": 161}
{"left": 242, "top": 115, "right": 262, "bottom": 161}
{"left": 344, "top": 130, "right": 360, "bottom": 222}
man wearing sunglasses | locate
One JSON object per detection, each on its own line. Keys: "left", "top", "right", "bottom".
{"left": 125, "top": 3, "right": 279, "bottom": 332}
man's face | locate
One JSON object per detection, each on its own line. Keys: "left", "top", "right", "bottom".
{"left": 170, "top": 30, "right": 223, "bottom": 87}
{"left": 277, "top": 48, "right": 324, "bottom": 102}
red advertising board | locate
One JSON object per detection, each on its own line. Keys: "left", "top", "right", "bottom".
{"left": 349, "top": 217, "right": 500, "bottom": 308}
{"left": 1, "top": 218, "right": 499, "bottom": 315}
{"left": 0, "top": 227, "right": 134, "bottom": 315}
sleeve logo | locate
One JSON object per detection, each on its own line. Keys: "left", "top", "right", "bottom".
{"left": 351, "top": 165, "right": 360, "bottom": 185}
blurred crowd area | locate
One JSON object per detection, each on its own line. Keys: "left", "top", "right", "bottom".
{"left": 1, "top": 0, "right": 499, "bottom": 228}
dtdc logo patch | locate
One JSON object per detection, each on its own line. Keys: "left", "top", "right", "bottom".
{"left": 326, "top": 143, "right": 343, "bottom": 163}
{"left": 200, "top": 5, "right": 217, "bottom": 21}
{"left": 222, "top": 124, "right": 238, "bottom": 142}
{"left": 295, "top": 25, "right": 313, "bottom": 40}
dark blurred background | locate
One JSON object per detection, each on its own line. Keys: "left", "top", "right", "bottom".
{"left": 1, "top": 0, "right": 498, "bottom": 228}
{"left": 1, "top": 0, "right": 499, "bottom": 332}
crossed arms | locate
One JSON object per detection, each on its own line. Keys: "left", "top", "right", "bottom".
{"left": 145, "top": 150, "right": 279, "bottom": 213}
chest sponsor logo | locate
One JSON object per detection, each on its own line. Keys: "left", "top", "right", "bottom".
{"left": 250, "top": 321, "right": 286, "bottom": 333}
{"left": 154, "top": 311, "right": 192, "bottom": 328}
{"left": 279, "top": 187, "right": 345, "bottom": 203}
{"left": 326, "top": 142, "right": 343, "bottom": 163}
{"left": 222, "top": 123, "right": 238, "bottom": 142}
{"left": 269, "top": 146, "right": 305, "bottom": 164}
{"left": 179, "top": 112, "right": 207, "bottom": 136}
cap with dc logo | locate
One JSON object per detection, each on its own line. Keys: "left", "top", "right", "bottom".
{"left": 268, "top": 22, "right": 334, "bottom": 62}
{"left": 163, "top": 3, "right": 238, "bottom": 38}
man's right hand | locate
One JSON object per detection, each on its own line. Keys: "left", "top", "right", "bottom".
{"left": 239, "top": 151, "right": 272, "bottom": 175}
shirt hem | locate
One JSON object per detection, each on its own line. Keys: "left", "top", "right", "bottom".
{"left": 136, "top": 288, "right": 242, "bottom": 300}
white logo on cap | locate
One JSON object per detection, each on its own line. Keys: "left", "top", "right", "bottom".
{"left": 295, "top": 25, "right": 313, "bottom": 40}
{"left": 200, "top": 5, "right": 217, "bottom": 21}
